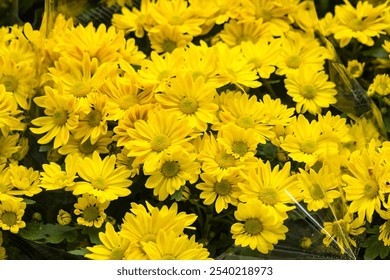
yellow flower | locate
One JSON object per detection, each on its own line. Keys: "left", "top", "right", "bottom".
{"left": 0, "top": 84, "right": 24, "bottom": 136}
{"left": 141, "top": 230, "right": 211, "bottom": 260}
{"left": 284, "top": 67, "right": 337, "bottom": 115}
{"left": 196, "top": 172, "right": 243, "bottom": 213}
{"left": 297, "top": 166, "right": 341, "bottom": 212}
{"left": 155, "top": 73, "right": 219, "bottom": 132}
{"left": 74, "top": 194, "right": 109, "bottom": 228}
{"left": 57, "top": 209, "right": 72, "bottom": 225}
{"left": 148, "top": 25, "right": 192, "bottom": 53}
{"left": 378, "top": 209, "right": 390, "bottom": 246}
{"left": 347, "top": 59, "right": 365, "bottom": 78}
{"left": 73, "top": 152, "right": 132, "bottom": 203}
{"left": 126, "top": 109, "right": 196, "bottom": 173}
{"left": 120, "top": 202, "right": 197, "bottom": 259}
{"left": 39, "top": 154, "right": 79, "bottom": 191}
{"left": 0, "top": 197, "right": 26, "bottom": 234}
{"left": 280, "top": 115, "right": 339, "bottom": 167}
{"left": 332, "top": 0, "right": 390, "bottom": 47}
{"left": 321, "top": 213, "right": 365, "bottom": 256}
{"left": 145, "top": 150, "right": 200, "bottom": 201}
{"left": 0, "top": 164, "right": 14, "bottom": 201}
{"left": 8, "top": 164, "right": 41, "bottom": 197}
{"left": 0, "top": 133, "right": 20, "bottom": 166}
{"left": 239, "top": 161, "right": 300, "bottom": 219}
{"left": 30, "top": 86, "right": 80, "bottom": 149}
{"left": 368, "top": 74, "right": 390, "bottom": 97}
{"left": 0, "top": 231, "right": 6, "bottom": 259}
{"left": 231, "top": 200, "right": 288, "bottom": 254}
{"left": 86, "top": 222, "right": 131, "bottom": 260}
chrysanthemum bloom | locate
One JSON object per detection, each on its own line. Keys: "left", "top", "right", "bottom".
{"left": 348, "top": 117, "right": 382, "bottom": 151}
{"left": 116, "top": 148, "right": 140, "bottom": 178}
{"left": 0, "top": 198, "right": 26, "bottom": 234}
{"left": 275, "top": 31, "right": 330, "bottom": 76}
{"left": 239, "top": 161, "right": 301, "bottom": 219}
{"left": 30, "top": 86, "right": 80, "bottom": 149}
{"left": 231, "top": 200, "right": 288, "bottom": 254}
{"left": 297, "top": 166, "right": 341, "bottom": 212}
{"left": 196, "top": 172, "right": 243, "bottom": 213}
{"left": 145, "top": 151, "right": 200, "bottom": 201}
{"left": 347, "top": 59, "right": 365, "bottom": 78}
{"left": 368, "top": 74, "right": 390, "bottom": 97}
{"left": 217, "top": 19, "right": 272, "bottom": 47}
{"left": 0, "top": 55, "right": 35, "bottom": 110}
{"left": 73, "top": 152, "right": 132, "bottom": 203}
{"left": 284, "top": 67, "right": 337, "bottom": 115}
{"left": 197, "top": 133, "right": 243, "bottom": 181}
{"left": 155, "top": 73, "right": 219, "bottom": 132}
{"left": 86, "top": 222, "right": 131, "bottom": 260}
{"left": 216, "top": 91, "right": 274, "bottom": 143}
{"left": 343, "top": 147, "right": 385, "bottom": 223}
{"left": 141, "top": 230, "right": 211, "bottom": 260}
{"left": 148, "top": 25, "right": 193, "bottom": 53}
{"left": 120, "top": 202, "right": 197, "bottom": 259}
{"left": 74, "top": 194, "right": 109, "bottom": 228}
{"left": 378, "top": 209, "right": 390, "bottom": 246}
{"left": 280, "top": 115, "right": 339, "bottom": 167}
{"left": 39, "top": 154, "right": 79, "bottom": 191}
{"left": 0, "top": 231, "right": 6, "bottom": 259}
{"left": 57, "top": 209, "right": 72, "bottom": 226}
{"left": 214, "top": 42, "right": 262, "bottom": 89}
{"left": 317, "top": 111, "right": 352, "bottom": 144}
{"left": 0, "top": 165, "right": 15, "bottom": 201}
{"left": 332, "top": 0, "right": 390, "bottom": 47}
{"left": 148, "top": 0, "right": 205, "bottom": 37}
{"left": 8, "top": 164, "right": 41, "bottom": 197}
{"left": 321, "top": 213, "right": 365, "bottom": 255}
{"left": 0, "top": 134, "right": 20, "bottom": 165}
{"left": 0, "top": 85, "right": 24, "bottom": 136}
{"left": 240, "top": 38, "right": 281, "bottom": 79}
{"left": 126, "top": 109, "right": 196, "bottom": 173}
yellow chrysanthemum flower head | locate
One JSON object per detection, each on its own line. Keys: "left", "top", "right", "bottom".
{"left": 231, "top": 200, "right": 288, "bottom": 254}
{"left": 8, "top": 164, "right": 41, "bottom": 197}
{"left": 74, "top": 194, "right": 109, "bottom": 228}
{"left": 0, "top": 84, "right": 24, "bottom": 136}
{"left": 0, "top": 197, "right": 26, "bottom": 234}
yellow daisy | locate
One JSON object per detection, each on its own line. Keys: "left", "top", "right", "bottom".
{"left": 126, "top": 109, "right": 196, "bottom": 173}
{"left": 378, "top": 209, "right": 390, "bottom": 246}
{"left": 86, "top": 222, "right": 131, "bottom": 260}
{"left": 0, "top": 197, "right": 26, "bottom": 234}
{"left": 73, "top": 152, "right": 132, "bottom": 203}
{"left": 196, "top": 172, "right": 243, "bottom": 213}
{"left": 141, "top": 230, "right": 211, "bottom": 260}
{"left": 347, "top": 59, "right": 365, "bottom": 78}
{"left": 0, "top": 164, "right": 15, "bottom": 201}
{"left": 145, "top": 150, "right": 200, "bottom": 201}
{"left": 332, "top": 0, "right": 390, "bottom": 47}
{"left": 0, "top": 84, "right": 24, "bottom": 136}
{"left": 297, "top": 166, "right": 341, "bottom": 212}
{"left": 0, "top": 133, "right": 20, "bottom": 165}
{"left": 368, "top": 74, "right": 390, "bottom": 97}
{"left": 8, "top": 164, "right": 41, "bottom": 197}
{"left": 148, "top": 25, "right": 193, "bottom": 53}
{"left": 30, "top": 86, "right": 80, "bottom": 149}
{"left": 0, "top": 231, "right": 6, "bottom": 259}
{"left": 155, "top": 73, "right": 219, "bottom": 132}
{"left": 231, "top": 200, "right": 288, "bottom": 254}
{"left": 284, "top": 67, "right": 337, "bottom": 115}
{"left": 74, "top": 194, "right": 109, "bottom": 228}
{"left": 239, "top": 161, "right": 300, "bottom": 219}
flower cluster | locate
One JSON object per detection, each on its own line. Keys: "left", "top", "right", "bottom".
{"left": 0, "top": 0, "right": 390, "bottom": 260}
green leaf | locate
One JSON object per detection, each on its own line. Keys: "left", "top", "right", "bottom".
{"left": 68, "top": 248, "right": 89, "bottom": 256}
{"left": 82, "top": 226, "right": 104, "bottom": 245}
{"left": 42, "top": 224, "right": 79, "bottom": 244}
{"left": 19, "top": 222, "right": 47, "bottom": 241}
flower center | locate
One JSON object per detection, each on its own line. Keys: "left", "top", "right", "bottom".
{"left": 232, "top": 141, "right": 249, "bottom": 157}
{"left": 364, "top": 184, "right": 379, "bottom": 199}
{"left": 162, "top": 254, "right": 176, "bottom": 260}
{"left": 83, "top": 206, "right": 99, "bottom": 222}
{"left": 257, "top": 8, "right": 272, "bottom": 21}
{"left": 332, "top": 220, "right": 347, "bottom": 237}
{"left": 79, "top": 138, "right": 97, "bottom": 154}
{"left": 179, "top": 97, "right": 198, "bottom": 115}
{"left": 236, "top": 115, "right": 255, "bottom": 129}
{"left": 1, "top": 212, "right": 17, "bottom": 227}
{"left": 244, "top": 218, "right": 263, "bottom": 235}
{"left": 300, "top": 140, "right": 317, "bottom": 154}
{"left": 310, "top": 184, "right": 325, "bottom": 200}
{"left": 119, "top": 95, "right": 139, "bottom": 109}
{"left": 150, "top": 134, "right": 171, "bottom": 152}
{"left": 285, "top": 55, "right": 301, "bottom": 69}
{"left": 214, "top": 179, "right": 231, "bottom": 196}
{"left": 161, "top": 161, "right": 180, "bottom": 178}
{"left": 110, "top": 247, "right": 125, "bottom": 260}
{"left": 71, "top": 82, "right": 91, "bottom": 97}
{"left": 53, "top": 109, "right": 68, "bottom": 126}
{"left": 258, "top": 187, "right": 278, "bottom": 206}
{"left": 349, "top": 18, "right": 364, "bottom": 31}
{"left": 91, "top": 177, "right": 107, "bottom": 190}
{"left": 88, "top": 110, "right": 102, "bottom": 127}
{"left": 301, "top": 84, "right": 316, "bottom": 99}
{"left": 141, "top": 233, "right": 156, "bottom": 243}
{"left": 0, "top": 75, "right": 18, "bottom": 92}
{"left": 157, "top": 70, "right": 169, "bottom": 81}
{"left": 215, "top": 152, "right": 235, "bottom": 169}
{"left": 162, "top": 40, "right": 177, "bottom": 53}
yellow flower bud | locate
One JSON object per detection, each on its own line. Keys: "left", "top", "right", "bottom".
{"left": 57, "top": 209, "right": 72, "bottom": 225}
{"left": 32, "top": 212, "right": 43, "bottom": 222}
{"left": 300, "top": 237, "right": 313, "bottom": 249}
